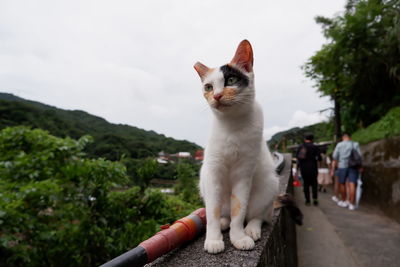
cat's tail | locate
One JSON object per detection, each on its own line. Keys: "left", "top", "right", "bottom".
{"left": 274, "top": 193, "right": 303, "bottom": 225}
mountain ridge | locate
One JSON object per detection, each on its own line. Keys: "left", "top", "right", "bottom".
{"left": 0, "top": 92, "right": 201, "bottom": 160}
{"left": 268, "top": 121, "right": 333, "bottom": 150}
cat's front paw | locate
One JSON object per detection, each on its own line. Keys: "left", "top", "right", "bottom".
{"left": 204, "top": 239, "right": 225, "bottom": 254}
{"left": 231, "top": 235, "right": 255, "bottom": 250}
{"left": 244, "top": 224, "right": 262, "bottom": 241}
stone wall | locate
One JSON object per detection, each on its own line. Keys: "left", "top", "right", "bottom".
{"left": 361, "top": 137, "right": 400, "bottom": 223}
{"left": 148, "top": 154, "right": 298, "bottom": 267}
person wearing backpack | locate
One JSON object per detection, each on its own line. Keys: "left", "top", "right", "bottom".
{"left": 296, "top": 133, "right": 322, "bottom": 206}
{"left": 331, "top": 133, "right": 363, "bottom": 211}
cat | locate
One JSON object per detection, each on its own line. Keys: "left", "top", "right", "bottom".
{"left": 194, "top": 40, "right": 279, "bottom": 254}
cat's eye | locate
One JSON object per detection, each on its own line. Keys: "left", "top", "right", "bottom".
{"left": 204, "top": 84, "right": 213, "bottom": 92}
{"left": 227, "top": 76, "right": 238, "bottom": 86}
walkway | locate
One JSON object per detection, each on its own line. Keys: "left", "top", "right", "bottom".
{"left": 296, "top": 186, "right": 400, "bottom": 267}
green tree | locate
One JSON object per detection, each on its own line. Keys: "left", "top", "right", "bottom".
{"left": 135, "top": 158, "right": 158, "bottom": 191}
{"left": 304, "top": 0, "right": 400, "bottom": 133}
{"left": 0, "top": 127, "right": 127, "bottom": 266}
{"left": 174, "top": 162, "right": 202, "bottom": 205}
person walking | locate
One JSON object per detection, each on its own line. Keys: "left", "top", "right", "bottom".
{"left": 330, "top": 133, "right": 362, "bottom": 211}
{"left": 317, "top": 153, "right": 332, "bottom": 193}
{"left": 296, "top": 133, "right": 322, "bottom": 206}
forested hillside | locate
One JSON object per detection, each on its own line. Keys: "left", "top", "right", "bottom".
{"left": 0, "top": 94, "right": 203, "bottom": 265}
{"left": 0, "top": 93, "right": 201, "bottom": 160}
{"left": 268, "top": 121, "right": 333, "bottom": 149}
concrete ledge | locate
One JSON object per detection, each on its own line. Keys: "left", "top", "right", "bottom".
{"left": 148, "top": 154, "right": 297, "bottom": 267}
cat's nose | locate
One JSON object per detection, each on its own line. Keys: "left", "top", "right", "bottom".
{"left": 213, "top": 93, "right": 223, "bottom": 101}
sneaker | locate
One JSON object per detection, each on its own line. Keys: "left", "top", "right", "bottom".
{"left": 337, "top": 201, "right": 348, "bottom": 208}
{"left": 331, "top": 196, "right": 339, "bottom": 203}
{"left": 348, "top": 204, "right": 355, "bottom": 210}
{"left": 313, "top": 199, "right": 319, "bottom": 206}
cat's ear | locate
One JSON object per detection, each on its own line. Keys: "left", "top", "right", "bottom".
{"left": 194, "top": 62, "right": 210, "bottom": 80}
{"left": 230, "top": 40, "right": 253, "bottom": 72}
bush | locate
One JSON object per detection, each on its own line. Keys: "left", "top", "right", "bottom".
{"left": 352, "top": 106, "right": 400, "bottom": 144}
{"left": 0, "top": 127, "right": 198, "bottom": 266}
{"left": 174, "top": 162, "right": 202, "bottom": 206}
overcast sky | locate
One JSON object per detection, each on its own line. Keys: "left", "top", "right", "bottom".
{"left": 0, "top": 0, "right": 346, "bottom": 147}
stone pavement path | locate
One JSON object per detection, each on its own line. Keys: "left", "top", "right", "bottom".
{"left": 296, "top": 187, "right": 400, "bottom": 267}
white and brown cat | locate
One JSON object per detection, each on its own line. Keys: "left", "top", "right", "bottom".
{"left": 194, "top": 40, "right": 279, "bottom": 254}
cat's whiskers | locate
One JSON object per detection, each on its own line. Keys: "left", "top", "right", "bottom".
{"left": 230, "top": 96, "right": 253, "bottom": 106}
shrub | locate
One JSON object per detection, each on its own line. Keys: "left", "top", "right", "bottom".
{"left": 352, "top": 106, "right": 400, "bottom": 144}
{"left": 0, "top": 127, "right": 198, "bottom": 266}
{"left": 174, "top": 162, "right": 202, "bottom": 206}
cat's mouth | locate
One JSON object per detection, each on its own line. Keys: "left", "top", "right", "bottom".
{"left": 214, "top": 102, "right": 232, "bottom": 109}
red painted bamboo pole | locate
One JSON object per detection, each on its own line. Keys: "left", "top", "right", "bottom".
{"left": 101, "top": 208, "right": 206, "bottom": 267}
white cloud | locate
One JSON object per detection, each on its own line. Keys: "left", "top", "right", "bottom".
{"left": 264, "top": 126, "right": 288, "bottom": 141}
{"left": 0, "top": 0, "right": 346, "bottom": 147}
{"left": 288, "top": 110, "right": 328, "bottom": 128}
{"left": 264, "top": 110, "right": 329, "bottom": 141}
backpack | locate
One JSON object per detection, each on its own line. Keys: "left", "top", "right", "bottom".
{"left": 297, "top": 145, "right": 307, "bottom": 160}
{"left": 348, "top": 142, "right": 362, "bottom": 168}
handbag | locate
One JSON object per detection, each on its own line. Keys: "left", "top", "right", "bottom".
{"left": 348, "top": 141, "right": 362, "bottom": 168}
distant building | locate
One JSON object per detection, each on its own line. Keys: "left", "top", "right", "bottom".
{"left": 157, "top": 151, "right": 170, "bottom": 164}
{"left": 177, "top": 152, "right": 191, "bottom": 158}
{"left": 157, "top": 158, "right": 169, "bottom": 164}
{"left": 160, "top": 188, "right": 175, "bottom": 194}
{"left": 156, "top": 151, "right": 193, "bottom": 163}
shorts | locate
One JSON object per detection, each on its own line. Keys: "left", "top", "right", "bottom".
{"left": 337, "top": 168, "right": 359, "bottom": 184}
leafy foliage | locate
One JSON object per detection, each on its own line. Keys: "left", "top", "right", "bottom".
{"left": 174, "top": 162, "right": 202, "bottom": 206}
{"left": 0, "top": 127, "right": 200, "bottom": 266}
{"left": 303, "top": 0, "right": 400, "bottom": 133}
{"left": 0, "top": 93, "right": 201, "bottom": 161}
{"left": 135, "top": 158, "right": 158, "bottom": 191}
{"left": 352, "top": 106, "right": 400, "bottom": 144}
